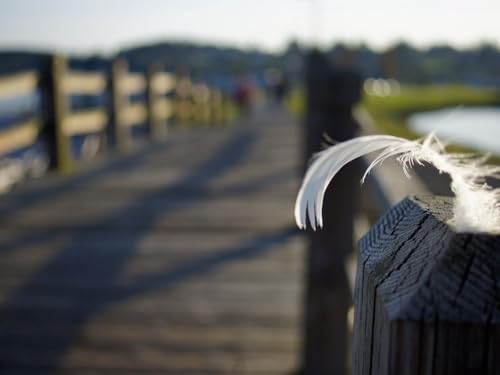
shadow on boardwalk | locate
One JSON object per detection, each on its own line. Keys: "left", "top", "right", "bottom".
{"left": 0, "top": 106, "right": 303, "bottom": 372}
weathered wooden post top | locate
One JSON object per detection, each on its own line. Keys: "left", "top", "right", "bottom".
{"left": 354, "top": 195, "right": 500, "bottom": 375}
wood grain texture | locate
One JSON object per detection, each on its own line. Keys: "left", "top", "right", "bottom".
{"left": 353, "top": 195, "right": 500, "bottom": 375}
{"left": 0, "top": 106, "right": 304, "bottom": 374}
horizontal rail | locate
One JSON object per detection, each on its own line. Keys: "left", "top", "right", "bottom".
{"left": 122, "top": 74, "right": 146, "bottom": 95}
{"left": 192, "top": 84, "right": 210, "bottom": 103}
{"left": 153, "top": 98, "right": 174, "bottom": 120}
{"left": 0, "top": 56, "right": 230, "bottom": 175}
{"left": 122, "top": 103, "right": 148, "bottom": 126}
{"left": 0, "top": 119, "right": 40, "bottom": 156}
{"left": 176, "top": 78, "right": 193, "bottom": 98}
{"left": 62, "top": 109, "right": 108, "bottom": 136}
{"left": 0, "top": 71, "right": 38, "bottom": 100}
{"left": 150, "top": 73, "right": 176, "bottom": 95}
{"left": 62, "top": 72, "right": 107, "bottom": 95}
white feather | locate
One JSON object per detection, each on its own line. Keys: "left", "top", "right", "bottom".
{"left": 295, "top": 133, "right": 500, "bottom": 233}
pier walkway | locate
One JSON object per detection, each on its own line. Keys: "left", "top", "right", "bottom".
{"left": 0, "top": 105, "right": 305, "bottom": 374}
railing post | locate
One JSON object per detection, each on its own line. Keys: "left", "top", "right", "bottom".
{"left": 174, "top": 76, "right": 193, "bottom": 126}
{"left": 301, "top": 50, "right": 362, "bottom": 375}
{"left": 147, "top": 64, "right": 166, "bottom": 141}
{"left": 210, "top": 89, "right": 223, "bottom": 126}
{"left": 110, "top": 58, "right": 130, "bottom": 152}
{"left": 191, "top": 83, "right": 210, "bottom": 125}
{"left": 50, "top": 55, "right": 73, "bottom": 173}
{"left": 353, "top": 195, "right": 500, "bottom": 374}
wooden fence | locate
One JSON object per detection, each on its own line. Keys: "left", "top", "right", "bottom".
{"left": 111, "top": 58, "right": 148, "bottom": 152}
{"left": 147, "top": 65, "right": 176, "bottom": 140}
{"left": 0, "top": 69, "right": 47, "bottom": 191}
{"left": 0, "top": 71, "right": 41, "bottom": 157}
{"left": 51, "top": 55, "right": 109, "bottom": 172}
{"left": 0, "top": 54, "right": 233, "bottom": 179}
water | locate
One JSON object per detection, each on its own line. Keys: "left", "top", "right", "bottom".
{"left": 0, "top": 92, "right": 40, "bottom": 116}
{"left": 408, "top": 107, "right": 500, "bottom": 154}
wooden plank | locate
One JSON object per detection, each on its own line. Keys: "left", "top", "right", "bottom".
{"left": 301, "top": 56, "right": 361, "bottom": 375}
{"left": 0, "top": 346, "right": 297, "bottom": 373}
{"left": 0, "top": 70, "right": 38, "bottom": 99}
{"left": 122, "top": 73, "right": 147, "bottom": 95}
{"left": 111, "top": 58, "right": 130, "bottom": 151}
{"left": 0, "top": 118, "right": 40, "bottom": 156}
{"left": 150, "top": 72, "right": 176, "bottom": 95}
{"left": 0, "top": 108, "right": 304, "bottom": 374}
{"left": 51, "top": 55, "right": 73, "bottom": 173}
{"left": 176, "top": 77, "right": 193, "bottom": 98}
{"left": 0, "top": 230, "right": 304, "bottom": 262}
{"left": 62, "top": 71, "right": 107, "bottom": 95}
{"left": 147, "top": 66, "right": 167, "bottom": 141}
{"left": 153, "top": 97, "right": 174, "bottom": 120}
{"left": 62, "top": 109, "right": 108, "bottom": 135}
{"left": 0, "top": 199, "right": 296, "bottom": 230}
{"left": 0, "top": 321, "right": 299, "bottom": 351}
{"left": 192, "top": 83, "right": 210, "bottom": 103}
{"left": 122, "top": 103, "right": 148, "bottom": 127}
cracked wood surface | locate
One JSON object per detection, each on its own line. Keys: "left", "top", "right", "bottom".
{"left": 353, "top": 196, "right": 500, "bottom": 375}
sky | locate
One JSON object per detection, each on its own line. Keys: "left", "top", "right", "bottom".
{"left": 0, "top": 0, "right": 499, "bottom": 55}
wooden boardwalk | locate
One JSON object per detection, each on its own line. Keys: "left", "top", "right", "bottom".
{"left": 0, "top": 106, "right": 305, "bottom": 374}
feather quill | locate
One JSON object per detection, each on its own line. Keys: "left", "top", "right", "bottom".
{"left": 295, "top": 133, "right": 500, "bottom": 233}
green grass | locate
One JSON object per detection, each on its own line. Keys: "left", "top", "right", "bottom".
{"left": 363, "top": 84, "right": 500, "bottom": 140}
{"left": 285, "top": 83, "right": 500, "bottom": 141}
{"left": 285, "top": 83, "right": 500, "bottom": 160}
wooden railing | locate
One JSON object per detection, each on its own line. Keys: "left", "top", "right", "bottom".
{"left": 0, "top": 54, "right": 233, "bottom": 179}
{"left": 0, "top": 70, "right": 47, "bottom": 191}
{"left": 51, "top": 56, "right": 109, "bottom": 172}
{"left": 302, "top": 51, "right": 500, "bottom": 375}
{"left": 0, "top": 71, "right": 38, "bottom": 99}
{"left": 174, "top": 76, "right": 195, "bottom": 124}
{"left": 0, "top": 71, "right": 42, "bottom": 156}
{"left": 148, "top": 67, "right": 176, "bottom": 140}
{"left": 111, "top": 59, "right": 149, "bottom": 152}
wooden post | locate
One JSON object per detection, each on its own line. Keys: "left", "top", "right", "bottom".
{"left": 353, "top": 195, "right": 500, "bottom": 375}
{"left": 148, "top": 69, "right": 176, "bottom": 138}
{"left": 147, "top": 65, "right": 167, "bottom": 141}
{"left": 192, "top": 83, "right": 210, "bottom": 125}
{"left": 50, "top": 55, "right": 73, "bottom": 173}
{"left": 111, "top": 59, "right": 130, "bottom": 152}
{"left": 210, "top": 89, "right": 223, "bottom": 126}
{"left": 174, "top": 76, "right": 193, "bottom": 126}
{"left": 301, "top": 50, "right": 362, "bottom": 375}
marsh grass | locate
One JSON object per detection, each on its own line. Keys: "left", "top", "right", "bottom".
{"left": 363, "top": 84, "right": 500, "bottom": 139}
